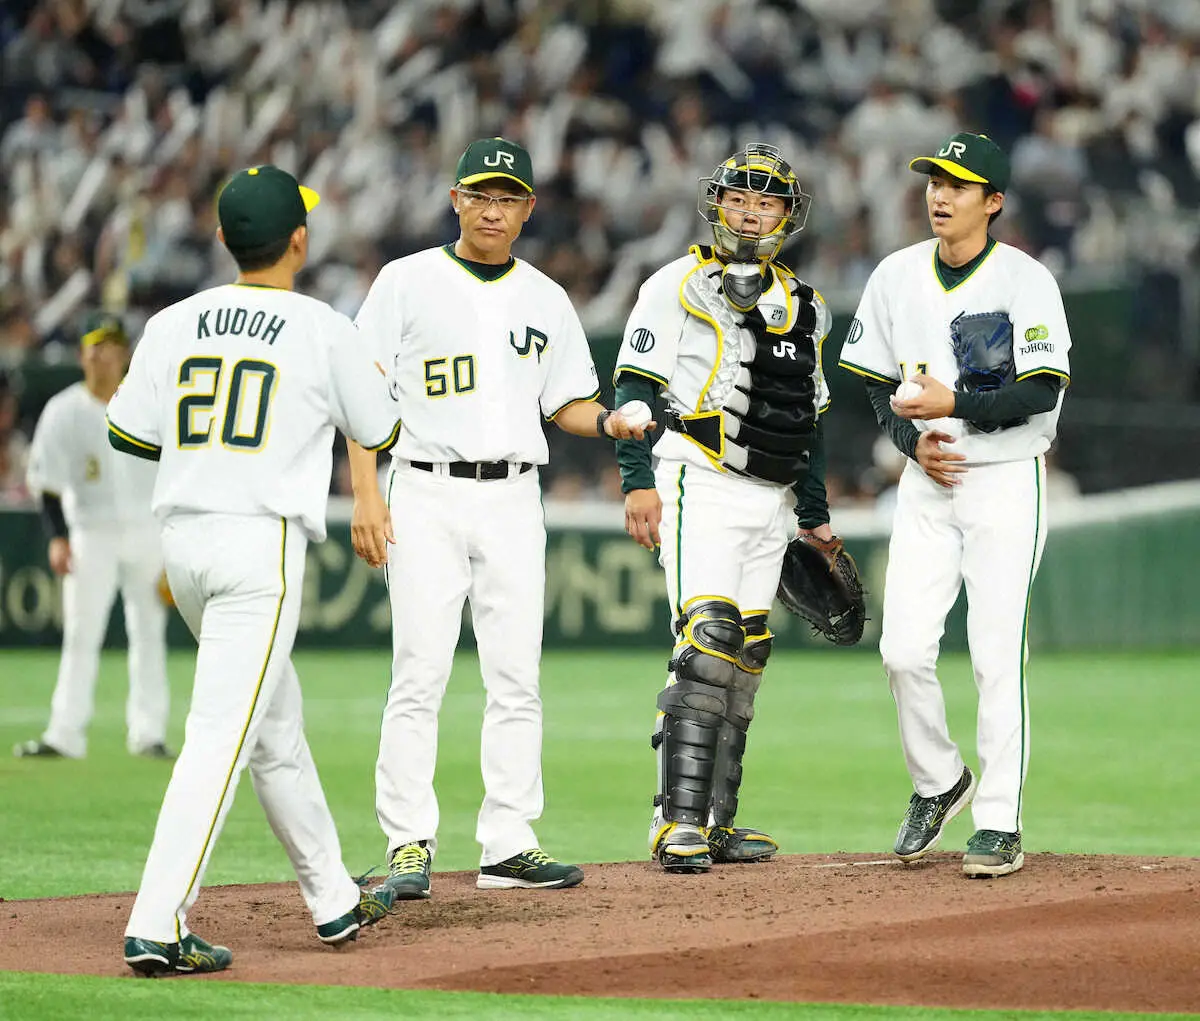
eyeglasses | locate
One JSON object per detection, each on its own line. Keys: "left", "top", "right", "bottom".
{"left": 454, "top": 187, "right": 531, "bottom": 212}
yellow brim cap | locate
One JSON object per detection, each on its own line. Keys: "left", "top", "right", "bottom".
{"left": 908, "top": 157, "right": 989, "bottom": 184}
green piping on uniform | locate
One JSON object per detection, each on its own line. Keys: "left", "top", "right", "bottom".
{"left": 441, "top": 244, "right": 517, "bottom": 283}
{"left": 363, "top": 417, "right": 403, "bottom": 453}
{"left": 674, "top": 465, "right": 686, "bottom": 618}
{"left": 544, "top": 389, "right": 601, "bottom": 422}
{"left": 107, "top": 418, "right": 162, "bottom": 461}
{"left": 613, "top": 364, "right": 669, "bottom": 388}
{"left": 932, "top": 236, "right": 997, "bottom": 292}
{"left": 382, "top": 466, "right": 396, "bottom": 597}
{"left": 1015, "top": 458, "right": 1042, "bottom": 827}
{"left": 838, "top": 359, "right": 900, "bottom": 385}
{"left": 176, "top": 518, "right": 288, "bottom": 941}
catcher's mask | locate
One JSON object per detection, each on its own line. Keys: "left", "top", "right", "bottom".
{"left": 698, "top": 143, "right": 810, "bottom": 264}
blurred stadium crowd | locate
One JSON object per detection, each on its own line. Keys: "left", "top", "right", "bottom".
{"left": 1, "top": 0, "right": 1198, "bottom": 507}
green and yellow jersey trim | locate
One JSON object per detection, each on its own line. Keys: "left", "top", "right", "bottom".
{"left": 545, "top": 389, "right": 601, "bottom": 422}
{"left": 1016, "top": 366, "right": 1071, "bottom": 387}
{"left": 613, "top": 364, "right": 668, "bottom": 388}
{"left": 838, "top": 359, "right": 900, "bottom": 385}
{"left": 363, "top": 417, "right": 404, "bottom": 452}
{"left": 932, "top": 236, "right": 997, "bottom": 292}
{"left": 441, "top": 244, "right": 517, "bottom": 283}
{"left": 177, "top": 518, "right": 288, "bottom": 941}
{"left": 107, "top": 418, "right": 162, "bottom": 461}
{"left": 678, "top": 262, "right": 724, "bottom": 413}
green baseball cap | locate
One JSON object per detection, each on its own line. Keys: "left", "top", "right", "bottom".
{"left": 909, "top": 132, "right": 1011, "bottom": 193}
{"left": 455, "top": 137, "right": 534, "bottom": 193}
{"left": 217, "top": 165, "right": 321, "bottom": 249}
{"left": 80, "top": 311, "right": 129, "bottom": 348}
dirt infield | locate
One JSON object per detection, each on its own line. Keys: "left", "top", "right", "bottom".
{"left": 3, "top": 854, "right": 1199, "bottom": 1012}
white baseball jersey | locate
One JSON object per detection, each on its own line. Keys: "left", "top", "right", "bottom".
{"left": 353, "top": 246, "right": 600, "bottom": 464}
{"left": 27, "top": 382, "right": 157, "bottom": 530}
{"left": 107, "top": 283, "right": 403, "bottom": 541}
{"left": 615, "top": 248, "right": 831, "bottom": 478}
{"left": 839, "top": 238, "right": 1071, "bottom": 464}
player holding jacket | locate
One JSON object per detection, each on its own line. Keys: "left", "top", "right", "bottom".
{"left": 839, "top": 132, "right": 1071, "bottom": 877}
{"left": 618, "top": 144, "right": 834, "bottom": 873}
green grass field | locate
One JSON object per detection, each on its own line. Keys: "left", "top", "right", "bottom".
{"left": 1, "top": 646, "right": 1197, "bottom": 1020}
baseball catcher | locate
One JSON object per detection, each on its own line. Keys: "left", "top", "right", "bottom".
{"left": 615, "top": 143, "right": 843, "bottom": 873}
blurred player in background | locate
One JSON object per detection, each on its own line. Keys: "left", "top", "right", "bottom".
{"left": 346, "top": 137, "right": 650, "bottom": 898}
{"left": 839, "top": 133, "right": 1071, "bottom": 878}
{"left": 17, "top": 312, "right": 170, "bottom": 761}
{"left": 110, "top": 165, "right": 403, "bottom": 975}
{"left": 617, "top": 143, "right": 835, "bottom": 873}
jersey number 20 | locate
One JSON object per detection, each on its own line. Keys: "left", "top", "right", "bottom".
{"left": 178, "top": 356, "right": 277, "bottom": 451}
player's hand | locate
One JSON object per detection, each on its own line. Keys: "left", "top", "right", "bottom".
{"left": 915, "top": 430, "right": 968, "bottom": 487}
{"left": 624, "top": 488, "right": 662, "bottom": 550}
{"left": 604, "top": 412, "right": 656, "bottom": 442}
{"left": 798, "top": 523, "right": 834, "bottom": 542}
{"left": 892, "top": 374, "right": 955, "bottom": 420}
{"left": 350, "top": 487, "right": 394, "bottom": 568}
{"left": 48, "top": 537, "right": 71, "bottom": 575}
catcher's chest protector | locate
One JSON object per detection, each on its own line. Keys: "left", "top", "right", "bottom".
{"left": 670, "top": 248, "right": 820, "bottom": 486}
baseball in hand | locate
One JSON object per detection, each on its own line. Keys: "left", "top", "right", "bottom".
{"left": 893, "top": 380, "right": 923, "bottom": 402}
{"left": 616, "top": 400, "right": 653, "bottom": 429}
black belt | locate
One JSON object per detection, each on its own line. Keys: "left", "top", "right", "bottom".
{"left": 410, "top": 460, "right": 533, "bottom": 481}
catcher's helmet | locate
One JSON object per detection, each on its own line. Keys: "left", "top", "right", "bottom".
{"left": 698, "top": 143, "right": 810, "bottom": 262}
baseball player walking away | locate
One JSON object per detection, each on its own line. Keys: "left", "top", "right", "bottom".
{"left": 18, "top": 312, "right": 171, "bottom": 761}
{"left": 109, "top": 165, "right": 403, "bottom": 976}
{"left": 346, "top": 137, "right": 651, "bottom": 899}
{"left": 838, "top": 133, "right": 1071, "bottom": 878}
{"left": 617, "top": 143, "right": 836, "bottom": 873}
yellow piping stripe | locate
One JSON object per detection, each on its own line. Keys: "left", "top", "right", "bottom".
{"left": 678, "top": 263, "right": 724, "bottom": 413}
{"left": 106, "top": 418, "right": 160, "bottom": 452}
{"left": 363, "top": 417, "right": 403, "bottom": 452}
{"left": 440, "top": 245, "right": 519, "bottom": 282}
{"left": 838, "top": 360, "right": 900, "bottom": 385}
{"left": 614, "top": 364, "right": 668, "bottom": 387}
{"left": 546, "top": 389, "right": 601, "bottom": 422}
{"left": 176, "top": 518, "right": 288, "bottom": 941}
{"left": 1017, "top": 367, "right": 1071, "bottom": 387}
{"left": 932, "top": 239, "right": 999, "bottom": 293}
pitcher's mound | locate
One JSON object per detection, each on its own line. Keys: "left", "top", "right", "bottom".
{"left": 3, "top": 854, "right": 1199, "bottom": 1012}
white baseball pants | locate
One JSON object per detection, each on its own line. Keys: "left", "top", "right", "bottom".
{"left": 880, "top": 456, "right": 1047, "bottom": 833}
{"left": 42, "top": 523, "right": 169, "bottom": 758}
{"left": 376, "top": 462, "right": 546, "bottom": 867}
{"left": 126, "top": 514, "right": 359, "bottom": 942}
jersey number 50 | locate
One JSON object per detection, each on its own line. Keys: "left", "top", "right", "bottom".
{"left": 177, "top": 356, "right": 277, "bottom": 451}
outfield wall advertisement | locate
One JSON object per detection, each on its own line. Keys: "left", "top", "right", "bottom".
{"left": 3, "top": 483, "right": 1197, "bottom": 651}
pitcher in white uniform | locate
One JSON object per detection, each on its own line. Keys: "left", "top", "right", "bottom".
{"left": 347, "top": 137, "right": 650, "bottom": 898}
{"left": 109, "top": 165, "right": 404, "bottom": 975}
{"left": 838, "top": 133, "right": 1071, "bottom": 878}
{"left": 19, "top": 312, "right": 170, "bottom": 761}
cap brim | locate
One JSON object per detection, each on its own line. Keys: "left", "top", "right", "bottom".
{"left": 81, "top": 327, "right": 128, "bottom": 348}
{"left": 908, "top": 157, "right": 989, "bottom": 184}
{"left": 299, "top": 185, "right": 321, "bottom": 211}
{"left": 457, "top": 172, "right": 533, "bottom": 192}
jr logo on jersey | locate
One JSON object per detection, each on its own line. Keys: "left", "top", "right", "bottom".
{"left": 772, "top": 340, "right": 797, "bottom": 360}
{"left": 938, "top": 140, "right": 967, "bottom": 159}
{"left": 510, "top": 326, "right": 548, "bottom": 361}
{"left": 484, "top": 150, "right": 516, "bottom": 169}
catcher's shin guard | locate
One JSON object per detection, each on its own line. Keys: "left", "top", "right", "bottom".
{"left": 708, "top": 615, "right": 779, "bottom": 863}
{"left": 651, "top": 599, "right": 743, "bottom": 826}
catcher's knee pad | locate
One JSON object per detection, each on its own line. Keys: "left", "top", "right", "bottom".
{"left": 670, "top": 598, "right": 744, "bottom": 687}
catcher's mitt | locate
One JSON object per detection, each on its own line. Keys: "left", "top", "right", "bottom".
{"left": 776, "top": 534, "right": 866, "bottom": 646}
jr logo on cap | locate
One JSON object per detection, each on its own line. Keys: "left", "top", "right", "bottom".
{"left": 938, "top": 141, "right": 967, "bottom": 159}
{"left": 484, "top": 150, "right": 516, "bottom": 169}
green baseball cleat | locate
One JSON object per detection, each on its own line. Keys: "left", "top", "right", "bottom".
{"left": 124, "top": 933, "right": 232, "bottom": 976}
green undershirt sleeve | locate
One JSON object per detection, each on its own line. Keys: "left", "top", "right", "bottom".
{"left": 792, "top": 415, "right": 830, "bottom": 528}
{"left": 613, "top": 372, "right": 659, "bottom": 493}
{"left": 864, "top": 379, "right": 921, "bottom": 460}
{"left": 951, "top": 373, "right": 1061, "bottom": 424}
